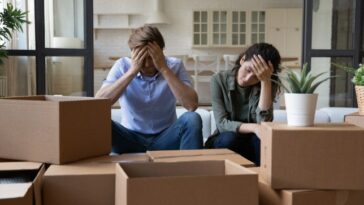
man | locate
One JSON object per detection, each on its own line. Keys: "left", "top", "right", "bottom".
{"left": 96, "top": 25, "right": 203, "bottom": 154}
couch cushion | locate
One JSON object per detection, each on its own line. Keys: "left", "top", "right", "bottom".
{"left": 319, "top": 107, "right": 358, "bottom": 123}
{"left": 273, "top": 110, "right": 330, "bottom": 123}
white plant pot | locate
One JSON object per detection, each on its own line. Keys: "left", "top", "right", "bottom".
{"left": 285, "top": 93, "right": 318, "bottom": 127}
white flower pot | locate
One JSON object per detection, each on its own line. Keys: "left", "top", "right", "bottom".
{"left": 285, "top": 93, "right": 318, "bottom": 127}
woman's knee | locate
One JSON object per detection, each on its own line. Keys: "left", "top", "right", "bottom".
{"left": 214, "top": 132, "right": 238, "bottom": 148}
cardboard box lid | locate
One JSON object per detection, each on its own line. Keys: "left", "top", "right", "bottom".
{"left": 0, "top": 162, "right": 44, "bottom": 204}
{"left": 80, "top": 153, "right": 149, "bottom": 164}
{"left": 45, "top": 163, "right": 115, "bottom": 176}
{"left": 147, "top": 149, "right": 234, "bottom": 160}
{"left": 118, "top": 160, "right": 256, "bottom": 179}
{"left": 45, "top": 154, "right": 149, "bottom": 177}
{"left": 262, "top": 122, "right": 364, "bottom": 131}
{"left": 345, "top": 112, "right": 364, "bottom": 128}
{"left": 0, "top": 162, "right": 42, "bottom": 171}
{"left": 147, "top": 149, "right": 254, "bottom": 167}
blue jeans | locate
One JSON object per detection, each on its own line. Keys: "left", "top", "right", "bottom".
{"left": 213, "top": 132, "right": 261, "bottom": 166}
{"left": 111, "top": 112, "right": 203, "bottom": 154}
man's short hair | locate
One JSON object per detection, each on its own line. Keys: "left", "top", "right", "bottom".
{"left": 128, "top": 25, "right": 165, "bottom": 50}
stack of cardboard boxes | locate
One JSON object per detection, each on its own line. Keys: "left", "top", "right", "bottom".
{"left": 1, "top": 95, "right": 364, "bottom": 205}
{"left": 254, "top": 121, "right": 364, "bottom": 205}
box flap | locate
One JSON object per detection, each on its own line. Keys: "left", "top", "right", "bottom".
{"left": 33, "top": 164, "right": 45, "bottom": 205}
{"left": 147, "top": 149, "right": 234, "bottom": 160}
{"left": 0, "top": 162, "right": 42, "bottom": 172}
{"left": 0, "top": 183, "right": 32, "bottom": 199}
{"left": 45, "top": 163, "right": 115, "bottom": 177}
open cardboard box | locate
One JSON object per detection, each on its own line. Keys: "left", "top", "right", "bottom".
{"left": 260, "top": 122, "right": 364, "bottom": 190}
{"left": 345, "top": 112, "right": 364, "bottom": 128}
{"left": 147, "top": 149, "right": 255, "bottom": 167}
{"left": 43, "top": 153, "right": 149, "bottom": 205}
{"left": 0, "top": 95, "right": 111, "bottom": 164}
{"left": 115, "top": 160, "right": 258, "bottom": 205}
{"left": 249, "top": 167, "right": 364, "bottom": 205}
{"left": 0, "top": 162, "right": 45, "bottom": 205}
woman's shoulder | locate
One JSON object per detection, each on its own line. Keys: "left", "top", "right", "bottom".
{"left": 212, "top": 70, "right": 234, "bottom": 82}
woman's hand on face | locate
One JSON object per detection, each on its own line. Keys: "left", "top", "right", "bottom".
{"left": 130, "top": 46, "right": 148, "bottom": 74}
{"left": 147, "top": 41, "right": 167, "bottom": 71}
{"left": 251, "top": 54, "right": 273, "bottom": 82}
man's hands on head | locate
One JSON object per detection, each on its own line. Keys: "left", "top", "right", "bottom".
{"left": 130, "top": 42, "right": 168, "bottom": 75}
{"left": 147, "top": 41, "right": 167, "bottom": 72}
{"left": 130, "top": 46, "right": 148, "bottom": 75}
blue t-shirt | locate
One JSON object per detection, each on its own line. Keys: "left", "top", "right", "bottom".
{"left": 102, "top": 57, "right": 192, "bottom": 134}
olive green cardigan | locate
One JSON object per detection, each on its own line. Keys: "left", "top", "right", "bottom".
{"left": 210, "top": 70, "right": 276, "bottom": 133}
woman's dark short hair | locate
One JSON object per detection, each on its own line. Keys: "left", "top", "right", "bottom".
{"left": 233, "top": 43, "right": 281, "bottom": 74}
{"left": 128, "top": 25, "right": 165, "bottom": 50}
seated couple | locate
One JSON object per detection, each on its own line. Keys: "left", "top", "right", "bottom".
{"left": 95, "top": 25, "right": 281, "bottom": 166}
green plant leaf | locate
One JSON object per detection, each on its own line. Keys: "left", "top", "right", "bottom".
{"left": 306, "top": 76, "right": 336, "bottom": 93}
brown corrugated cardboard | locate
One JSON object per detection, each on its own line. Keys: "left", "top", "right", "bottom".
{"left": 147, "top": 149, "right": 255, "bottom": 167}
{"left": 43, "top": 153, "right": 148, "bottom": 205}
{"left": 249, "top": 167, "right": 364, "bottom": 205}
{"left": 260, "top": 122, "right": 364, "bottom": 190}
{"left": 0, "top": 162, "right": 45, "bottom": 205}
{"left": 0, "top": 95, "right": 111, "bottom": 164}
{"left": 115, "top": 160, "right": 258, "bottom": 205}
{"left": 345, "top": 112, "right": 364, "bottom": 128}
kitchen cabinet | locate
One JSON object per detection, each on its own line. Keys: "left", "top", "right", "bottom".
{"left": 266, "top": 8, "right": 302, "bottom": 66}
{"left": 192, "top": 10, "right": 265, "bottom": 47}
{"left": 93, "top": 13, "right": 142, "bottom": 38}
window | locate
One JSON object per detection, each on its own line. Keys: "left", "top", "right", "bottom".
{"left": 303, "top": 0, "right": 363, "bottom": 107}
{"left": 3, "top": 0, "right": 94, "bottom": 97}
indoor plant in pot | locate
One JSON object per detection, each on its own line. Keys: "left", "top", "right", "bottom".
{"left": 333, "top": 63, "right": 364, "bottom": 115}
{"left": 274, "top": 63, "right": 333, "bottom": 126}
{"left": 0, "top": 3, "right": 29, "bottom": 63}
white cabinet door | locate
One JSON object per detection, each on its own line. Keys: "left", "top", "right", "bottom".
{"left": 266, "top": 8, "right": 303, "bottom": 63}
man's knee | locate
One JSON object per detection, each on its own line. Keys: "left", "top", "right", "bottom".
{"left": 179, "top": 111, "right": 202, "bottom": 126}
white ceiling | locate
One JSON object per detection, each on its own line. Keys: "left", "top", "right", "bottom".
{"left": 260, "top": 0, "right": 303, "bottom": 8}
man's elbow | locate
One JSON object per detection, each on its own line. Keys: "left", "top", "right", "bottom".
{"left": 185, "top": 102, "right": 198, "bottom": 112}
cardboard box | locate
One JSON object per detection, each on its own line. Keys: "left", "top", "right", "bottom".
{"left": 0, "top": 162, "right": 45, "bottom": 205}
{"left": 147, "top": 149, "right": 255, "bottom": 167}
{"left": 260, "top": 122, "right": 364, "bottom": 190}
{"left": 0, "top": 95, "right": 111, "bottom": 164}
{"left": 345, "top": 112, "right": 364, "bottom": 128}
{"left": 249, "top": 167, "right": 364, "bottom": 205}
{"left": 115, "top": 160, "right": 258, "bottom": 205}
{"left": 43, "top": 153, "right": 148, "bottom": 205}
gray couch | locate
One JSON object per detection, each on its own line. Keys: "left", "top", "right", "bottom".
{"left": 112, "top": 107, "right": 358, "bottom": 142}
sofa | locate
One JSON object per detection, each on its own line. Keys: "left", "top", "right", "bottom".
{"left": 111, "top": 107, "right": 358, "bottom": 142}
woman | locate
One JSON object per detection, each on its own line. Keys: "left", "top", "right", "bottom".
{"left": 207, "top": 43, "right": 281, "bottom": 165}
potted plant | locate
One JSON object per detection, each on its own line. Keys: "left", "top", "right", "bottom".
{"left": 332, "top": 63, "right": 364, "bottom": 115}
{"left": 0, "top": 3, "right": 29, "bottom": 63}
{"left": 273, "top": 63, "right": 333, "bottom": 126}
